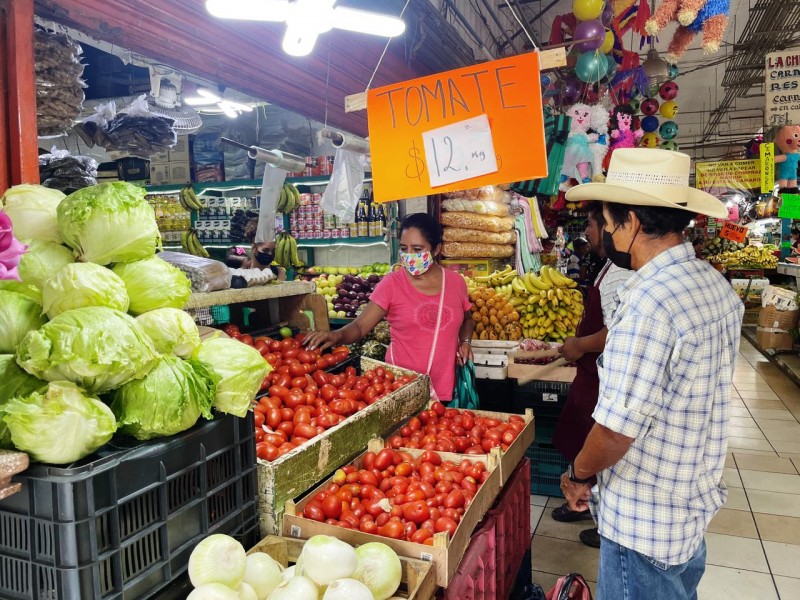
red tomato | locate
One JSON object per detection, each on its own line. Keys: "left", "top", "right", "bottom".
{"left": 379, "top": 520, "right": 405, "bottom": 539}
{"left": 254, "top": 412, "right": 265, "bottom": 428}
{"left": 289, "top": 363, "right": 306, "bottom": 378}
{"left": 284, "top": 389, "right": 306, "bottom": 410}
{"left": 294, "top": 423, "right": 317, "bottom": 439}
{"left": 402, "top": 500, "right": 431, "bottom": 525}
{"left": 268, "top": 385, "right": 289, "bottom": 399}
{"left": 373, "top": 449, "right": 394, "bottom": 471}
{"left": 320, "top": 495, "right": 342, "bottom": 519}
{"left": 360, "top": 519, "right": 378, "bottom": 534}
{"left": 362, "top": 451, "right": 376, "bottom": 471}
{"left": 304, "top": 502, "right": 325, "bottom": 521}
{"left": 434, "top": 516, "right": 458, "bottom": 536}
{"left": 320, "top": 384, "right": 338, "bottom": 402}
{"left": 291, "top": 376, "right": 308, "bottom": 390}
{"left": 411, "top": 528, "right": 433, "bottom": 543}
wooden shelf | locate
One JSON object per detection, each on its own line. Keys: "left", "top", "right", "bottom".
{"left": 185, "top": 280, "right": 316, "bottom": 309}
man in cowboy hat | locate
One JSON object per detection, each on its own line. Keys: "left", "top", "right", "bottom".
{"left": 559, "top": 148, "right": 743, "bottom": 599}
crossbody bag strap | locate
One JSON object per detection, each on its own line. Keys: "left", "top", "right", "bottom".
{"left": 425, "top": 270, "right": 446, "bottom": 376}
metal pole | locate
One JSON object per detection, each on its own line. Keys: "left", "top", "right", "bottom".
{"left": 477, "top": 0, "right": 517, "bottom": 54}
{"left": 441, "top": 0, "right": 496, "bottom": 59}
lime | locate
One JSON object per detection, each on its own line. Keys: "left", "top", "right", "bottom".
{"left": 279, "top": 327, "right": 293, "bottom": 339}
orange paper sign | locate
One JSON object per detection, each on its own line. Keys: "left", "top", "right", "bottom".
{"left": 367, "top": 52, "right": 547, "bottom": 202}
{"left": 720, "top": 221, "right": 748, "bottom": 244}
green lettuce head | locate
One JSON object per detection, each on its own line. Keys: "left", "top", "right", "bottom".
{"left": 0, "top": 290, "right": 47, "bottom": 353}
{"left": 16, "top": 306, "right": 158, "bottom": 394}
{"left": 42, "top": 263, "right": 130, "bottom": 319}
{"left": 1, "top": 184, "right": 65, "bottom": 243}
{"left": 110, "top": 356, "right": 217, "bottom": 440}
{"left": 17, "top": 239, "right": 74, "bottom": 290}
{"left": 0, "top": 354, "right": 47, "bottom": 404}
{"left": 2, "top": 381, "right": 117, "bottom": 464}
{"left": 57, "top": 181, "right": 159, "bottom": 265}
{"left": 194, "top": 337, "right": 271, "bottom": 417}
{"left": 112, "top": 256, "right": 191, "bottom": 315}
{"left": 135, "top": 308, "right": 201, "bottom": 358}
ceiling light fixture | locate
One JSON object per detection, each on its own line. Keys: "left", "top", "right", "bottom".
{"left": 206, "top": 0, "right": 406, "bottom": 57}
{"left": 184, "top": 87, "right": 255, "bottom": 118}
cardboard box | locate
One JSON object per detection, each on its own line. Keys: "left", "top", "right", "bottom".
{"left": 756, "top": 328, "right": 794, "bottom": 351}
{"left": 117, "top": 157, "right": 149, "bottom": 181}
{"left": 149, "top": 162, "right": 170, "bottom": 186}
{"left": 168, "top": 161, "right": 191, "bottom": 184}
{"left": 758, "top": 305, "right": 800, "bottom": 331}
{"left": 150, "top": 150, "right": 170, "bottom": 163}
{"left": 441, "top": 259, "right": 506, "bottom": 279}
{"left": 169, "top": 135, "right": 190, "bottom": 162}
{"left": 507, "top": 350, "right": 577, "bottom": 383}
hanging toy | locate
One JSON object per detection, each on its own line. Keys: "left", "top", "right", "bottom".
{"left": 641, "top": 98, "right": 660, "bottom": 115}
{"left": 604, "top": 104, "right": 643, "bottom": 170}
{"left": 560, "top": 103, "right": 597, "bottom": 190}
{"left": 774, "top": 125, "right": 800, "bottom": 191}
{"left": 660, "top": 140, "right": 680, "bottom": 151}
{"left": 644, "top": 0, "right": 730, "bottom": 63}
{"left": 588, "top": 104, "right": 611, "bottom": 181}
{"left": 641, "top": 132, "right": 660, "bottom": 148}
{"left": 659, "top": 81, "right": 679, "bottom": 100}
{"left": 660, "top": 120, "right": 679, "bottom": 139}
{"left": 660, "top": 100, "right": 679, "bottom": 118}
{"left": 642, "top": 115, "right": 660, "bottom": 132}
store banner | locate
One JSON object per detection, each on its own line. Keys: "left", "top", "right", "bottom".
{"left": 760, "top": 142, "right": 775, "bottom": 193}
{"left": 367, "top": 52, "right": 546, "bottom": 202}
{"left": 695, "top": 159, "right": 761, "bottom": 194}
{"left": 778, "top": 193, "right": 800, "bottom": 219}
{"left": 765, "top": 48, "right": 800, "bottom": 127}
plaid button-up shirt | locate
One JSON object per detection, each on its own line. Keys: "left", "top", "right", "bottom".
{"left": 591, "top": 242, "right": 744, "bottom": 565}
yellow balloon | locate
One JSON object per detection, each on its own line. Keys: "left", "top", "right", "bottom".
{"left": 641, "top": 133, "right": 660, "bottom": 148}
{"left": 573, "top": 0, "right": 604, "bottom": 21}
{"left": 601, "top": 30, "right": 614, "bottom": 54}
{"left": 660, "top": 100, "right": 679, "bottom": 118}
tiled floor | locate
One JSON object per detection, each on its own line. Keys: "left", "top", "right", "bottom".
{"left": 529, "top": 338, "right": 800, "bottom": 599}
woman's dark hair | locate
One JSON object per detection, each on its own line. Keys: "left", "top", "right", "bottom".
{"left": 605, "top": 202, "right": 693, "bottom": 237}
{"left": 399, "top": 213, "right": 443, "bottom": 249}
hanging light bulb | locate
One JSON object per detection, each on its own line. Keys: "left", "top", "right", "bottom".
{"left": 642, "top": 47, "right": 670, "bottom": 89}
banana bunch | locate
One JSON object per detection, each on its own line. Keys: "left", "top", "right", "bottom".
{"left": 276, "top": 183, "right": 301, "bottom": 214}
{"left": 275, "top": 232, "right": 304, "bottom": 270}
{"left": 180, "top": 229, "right": 210, "bottom": 258}
{"left": 178, "top": 186, "right": 202, "bottom": 211}
{"left": 474, "top": 265, "right": 518, "bottom": 287}
{"left": 708, "top": 245, "right": 778, "bottom": 269}
{"left": 510, "top": 266, "right": 583, "bottom": 342}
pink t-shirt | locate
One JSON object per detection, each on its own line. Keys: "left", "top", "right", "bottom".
{"left": 370, "top": 268, "right": 471, "bottom": 401}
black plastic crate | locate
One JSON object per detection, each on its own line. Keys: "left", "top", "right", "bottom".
{"left": 475, "top": 378, "right": 516, "bottom": 413}
{"left": 0, "top": 413, "right": 258, "bottom": 600}
{"left": 512, "top": 380, "right": 571, "bottom": 419}
{"left": 533, "top": 416, "right": 558, "bottom": 445}
{"left": 525, "top": 440, "right": 569, "bottom": 497}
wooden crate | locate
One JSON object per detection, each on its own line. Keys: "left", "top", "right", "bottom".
{"left": 507, "top": 350, "right": 577, "bottom": 383}
{"left": 247, "top": 535, "right": 436, "bottom": 600}
{"left": 258, "top": 359, "right": 430, "bottom": 534}
{"left": 283, "top": 442, "right": 503, "bottom": 587}
{"left": 386, "top": 406, "right": 535, "bottom": 485}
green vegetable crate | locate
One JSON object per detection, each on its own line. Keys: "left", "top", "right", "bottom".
{"left": 257, "top": 358, "right": 430, "bottom": 535}
{"left": 0, "top": 413, "right": 258, "bottom": 600}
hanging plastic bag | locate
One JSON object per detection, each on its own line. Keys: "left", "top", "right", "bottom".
{"left": 255, "top": 165, "right": 288, "bottom": 243}
{"left": 451, "top": 360, "right": 480, "bottom": 409}
{"left": 321, "top": 147, "right": 366, "bottom": 222}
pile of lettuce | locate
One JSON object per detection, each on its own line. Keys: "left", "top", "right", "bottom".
{"left": 0, "top": 180, "right": 272, "bottom": 465}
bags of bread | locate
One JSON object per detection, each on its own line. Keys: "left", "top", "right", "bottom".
{"left": 441, "top": 198, "right": 509, "bottom": 216}
{"left": 440, "top": 212, "right": 514, "bottom": 233}
{"left": 443, "top": 228, "right": 515, "bottom": 244}
{"left": 442, "top": 242, "right": 515, "bottom": 258}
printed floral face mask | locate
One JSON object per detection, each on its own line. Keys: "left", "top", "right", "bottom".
{"left": 400, "top": 251, "right": 433, "bottom": 276}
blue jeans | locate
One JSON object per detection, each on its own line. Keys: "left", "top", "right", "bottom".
{"left": 596, "top": 536, "right": 707, "bottom": 600}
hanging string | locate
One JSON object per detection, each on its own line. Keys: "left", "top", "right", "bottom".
{"left": 503, "top": 0, "right": 538, "bottom": 51}
{"left": 365, "top": 0, "right": 412, "bottom": 91}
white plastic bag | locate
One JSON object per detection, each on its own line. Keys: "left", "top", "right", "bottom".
{"left": 321, "top": 148, "right": 367, "bottom": 221}
{"left": 255, "top": 166, "right": 287, "bottom": 243}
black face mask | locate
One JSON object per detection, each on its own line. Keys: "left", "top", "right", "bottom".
{"left": 602, "top": 225, "right": 638, "bottom": 270}
{"left": 255, "top": 249, "right": 274, "bottom": 265}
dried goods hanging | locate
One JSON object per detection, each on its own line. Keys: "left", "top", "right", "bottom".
{"left": 38, "top": 148, "right": 97, "bottom": 193}
{"left": 35, "top": 29, "right": 87, "bottom": 137}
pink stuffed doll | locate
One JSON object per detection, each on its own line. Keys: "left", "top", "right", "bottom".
{"left": 560, "top": 103, "right": 597, "bottom": 190}
{"left": 603, "top": 104, "right": 643, "bottom": 170}
{"left": 645, "top": 0, "right": 730, "bottom": 62}
{"left": 774, "top": 125, "right": 800, "bottom": 190}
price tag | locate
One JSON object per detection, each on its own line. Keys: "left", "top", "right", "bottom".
{"left": 778, "top": 193, "right": 800, "bottom": 219}
{"left": 422, "top": 114, "right": 499, "bottom": 187}
{"left": 720, "top": 221, "right": 748, "bottom": 244}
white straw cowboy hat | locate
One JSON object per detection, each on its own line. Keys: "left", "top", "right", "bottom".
{"left": 565, "top": 148, "right": 728, "bottom": 219}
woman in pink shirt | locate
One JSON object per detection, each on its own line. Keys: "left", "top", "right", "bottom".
{"left": 304, "top": 213, "right": 474, "bottom": 401}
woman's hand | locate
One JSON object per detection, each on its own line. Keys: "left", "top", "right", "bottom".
{"left": 303, "top": 330, "right": 341, "bottom": 352}
{"left": 457, "top": 341, "right": 473, "bottom": 366}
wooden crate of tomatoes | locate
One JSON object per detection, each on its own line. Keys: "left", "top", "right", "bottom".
{"left": 283, "top": 439, "right": 503, "bottom": 587}
{"left": 255, "top": 351, "right": 430, "bottom": 535}
{"left": 384, "top": 402, "right": 536, "bottom": 485}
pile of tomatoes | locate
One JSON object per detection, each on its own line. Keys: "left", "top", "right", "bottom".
{"left": 299, "top": 448, "right": 489, "bottom": 543}
{"left": 254, "top": 338, "right": 416, "bottom": 462}
{"left": 385, "top": 402, "right": 527, "bottom": 455}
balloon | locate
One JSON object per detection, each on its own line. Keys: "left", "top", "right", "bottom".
{"left": 573, "top": 0, "right": 605, "bottom": 21}
{"left": 641, "top": 98, "right": 660, "bottom": 115}
{"left": 601, "top": 30, "right": 615, "bottom": 54}
{"left": 668, "top": 64, "right": 680, "bottom": 79}
{"left": 560, "top": 77, "right": 581, "bottom": 105}
{"left": 660, "top": 140, "right": 680, "bottom": 151}
{"left": 575, "top": 52, "right": 609, "bottom": 83}
{"left": 574, "top": 19, "right": 605, "bottom": 53}
{"left": 641, "top": 115, "right": 660, "bottom": 133}
{"left": 601, "top": 1, "right": 615, "bottom": 25}
{"left": 659, "top": 81, "right": 679, "bottom": 100}
{"left": 629, "top": 98, "right": 641, "bottom": 113}
{"left": 605, "top": 56, "right": 618, "bottom": 79}
{"left": 660, "top": 100, "right": 679, "bottom": 118}
{"left": 641, "top": 132, "right": 660, "bottom": 148}
{"left": 660, "top": 121, "right": 678, "bottom": 140}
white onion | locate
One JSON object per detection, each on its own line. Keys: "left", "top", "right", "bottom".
{"left": 283, "top": 566, "right": 296, "bottom": 581}
{"left": 351, "top": 543, "right": 401, "bottom": 600}
{"left": 266, "top": 576, "right": 319, "bottom": 600}
{"left": 188, "top": 583, "right": 241, "bottom": 600}
{"left": 188, "top": 534, "right": 247, "bottom": 589}
{"left": 238, "top": 582, "right": 258, "bottom": 600}
{"left": 244, "top": 553, "right": 284, "bottom": 599}
{"left": 322, "top": 579, "right": 374, "bottom": 600}
{"left": 299, "top": 536, "right": 357, "bottom": 587}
